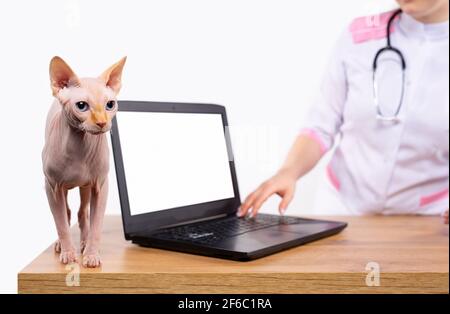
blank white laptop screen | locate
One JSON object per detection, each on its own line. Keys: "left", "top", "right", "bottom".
{"left": 117, "top": 111, "right": 235, "bottom": 216}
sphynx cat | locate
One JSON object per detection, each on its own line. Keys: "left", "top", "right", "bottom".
{"left": 42, "top": 56, "right": 126, "bottom": 267}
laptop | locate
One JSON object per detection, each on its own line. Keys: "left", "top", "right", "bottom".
{"left": 110, "top": 101, "right": 347, "bottom": 261}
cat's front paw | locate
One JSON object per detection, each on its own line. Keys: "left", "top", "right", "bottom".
{"left": 82, "top": 252, "right": 102, "bottom": 268}
{"left": 59, "top": 249, "right": 78, "bottom": 264}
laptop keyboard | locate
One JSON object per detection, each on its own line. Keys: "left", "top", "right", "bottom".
{"left": 151, "top": 214, "right": 306, "bottom": 245}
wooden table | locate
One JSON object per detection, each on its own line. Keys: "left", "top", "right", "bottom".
{"left": 18, "top": 215, "right": 449, "bottom": 294}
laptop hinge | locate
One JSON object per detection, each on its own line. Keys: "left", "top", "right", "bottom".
{"left": 161, "top": 213, "right": 228, "bottom": 230}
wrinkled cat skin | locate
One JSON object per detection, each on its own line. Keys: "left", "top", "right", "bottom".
{"left": 42, "top": 56, "right": 126, "bottom": 267}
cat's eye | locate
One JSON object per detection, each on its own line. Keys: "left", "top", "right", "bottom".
{"left": 75, "top": 101, "right": 89, "bottom": 112}
{"left": 106, "top": 100, "right": 116, "bottom": 111}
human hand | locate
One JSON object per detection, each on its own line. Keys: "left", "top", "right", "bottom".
{"left": 237, "top": 169, "right": 297, "bottom": 218}
{"left": 444, "top": 209, "right": 449, "bottom": 224}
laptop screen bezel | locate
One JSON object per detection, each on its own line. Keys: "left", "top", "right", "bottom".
{"left": 110, "top": 101, "right": 241, "bottom": 239}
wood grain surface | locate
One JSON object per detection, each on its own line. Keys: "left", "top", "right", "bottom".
{"left": 18, "top": 215, "right": 449, "bottom": 294}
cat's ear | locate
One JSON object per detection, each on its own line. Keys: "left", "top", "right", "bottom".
{"left": 49, "top": 56, "right": 80, "bottom": 96}
{"left": 99, "top": 56, "right": 127, "bottom": 94}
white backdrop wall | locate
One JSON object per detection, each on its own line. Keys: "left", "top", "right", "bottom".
{"left": 0, "top": 0, "right": 396, "bottom": 293}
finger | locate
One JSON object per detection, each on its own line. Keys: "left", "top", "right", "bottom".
{"left": 279, "top": 188, "right": 294, "bottom": 215}
{"left": 237, "top": 192, "right": 257, "bottom": 217}
{"left": 250, "top": 188, "right": 273, "bottom": 218}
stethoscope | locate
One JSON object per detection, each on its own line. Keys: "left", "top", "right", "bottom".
{"left": 373, "top": 9, "right": 406, "bottom": 122}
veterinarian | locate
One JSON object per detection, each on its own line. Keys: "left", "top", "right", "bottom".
{"left": 238, "top": 0, "right": 449, "bottom": 223}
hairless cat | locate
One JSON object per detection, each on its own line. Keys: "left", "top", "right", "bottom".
{"left": 42, "top": 56, "right": 126, "bottom": 267}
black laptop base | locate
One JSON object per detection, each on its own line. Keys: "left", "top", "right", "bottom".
{"left": 130, "top": 214, "right": 347, "bottom": 261}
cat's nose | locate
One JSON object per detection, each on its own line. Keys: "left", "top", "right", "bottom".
{"left": 96, "top": 122, "right": 106, "bottom": 129}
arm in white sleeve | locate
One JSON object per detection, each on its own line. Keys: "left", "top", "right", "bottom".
{"left": 300, "top": 30, "right": 350, "bottom": 154}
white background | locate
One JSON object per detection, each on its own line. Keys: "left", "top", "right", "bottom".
{"left": 0, "top": 0, "right": 396, "bottom": 293}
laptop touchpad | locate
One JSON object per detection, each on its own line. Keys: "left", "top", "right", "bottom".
{"left": 273, "top": 222, "right": 341, "bottom": 235}
{"left": 217, "top": 228, "right": 305, "bottom": 253}
{"left": 217, "top": 222, "right": 341, "bottom": 253}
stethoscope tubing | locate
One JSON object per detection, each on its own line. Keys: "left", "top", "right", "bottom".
{"left": 372, "top": 9, "right": 407, "bottom": 122}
